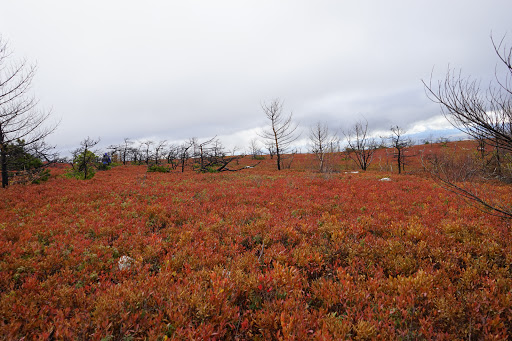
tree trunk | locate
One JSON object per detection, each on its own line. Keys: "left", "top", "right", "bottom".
{"left": 397, "top": 149, "right": 401, "bottom": 174}
{"left": 83, "top": 148, "right": 88, "bottom": 180}
{"left": 275, "top": 137, "right": 281, "bottom": 171}
{"left": 1, "top": 148, "right": 8, "bottom": 188}
{"left": 1, "top": 128, "right": 8, "bottom": 187}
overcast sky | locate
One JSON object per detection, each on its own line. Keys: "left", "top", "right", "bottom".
{"left": 2, "top": 1, "right": 511, "bottom": 153}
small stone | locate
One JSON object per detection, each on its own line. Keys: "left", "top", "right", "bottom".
{"left": 379, "top": 177, "right": 391, "bottom": 181}
{"left": 118, "top": 255, "right": 135, "bottom": 271}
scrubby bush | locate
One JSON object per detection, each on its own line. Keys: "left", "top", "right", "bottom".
{"left": 5, "top": 140, "right": 51, "bottom": 185}
{"left": 68, "top": 150, "right": 98, "bottom": 180}
{"left": 147, "top": 164, "right": 170, "bottom": 173}
{"left": 96, "top": 163, "right": 112, "bottom": 171}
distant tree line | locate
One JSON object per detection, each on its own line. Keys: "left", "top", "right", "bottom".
{"left": 3, "top": 29, "right": 510, "bottom": 224}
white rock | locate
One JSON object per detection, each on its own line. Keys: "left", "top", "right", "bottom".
{"left": 379, "top": 177, "right": 392, "bottom": 181}
{"left": 118, "top": 255, "right": 135, "bottom": 271}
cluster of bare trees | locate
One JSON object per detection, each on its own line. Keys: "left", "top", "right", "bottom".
{"left": 258, "top": 99, "right": 412, "bottom": 174}
{"left": 105, "top": 136, "right": 257, "bottom": 173}
{"left": 305, "top": 116, "right": 412, "bottom": 174}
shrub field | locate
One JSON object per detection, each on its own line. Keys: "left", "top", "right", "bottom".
{"left": 1, "top": 147, "right": 512, "bottom": 339}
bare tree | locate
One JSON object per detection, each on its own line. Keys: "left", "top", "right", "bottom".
{"left": 423, "top": 34, "right": 512, "bottom": 157}
{"left": 179, "top": 140, "right": 194, "bottom": 173}
{"left": 140, "top": 140, "right": 154, "bottom": 165}
{"left": 229, "top": 145, "right": 240, "bottom": 157}
{"left": 106, "top": 144, "right": 120, "bottom": 163}
{"left": 258, "top": 99, "right": 300, "bottom": 170}
{"left": 130, "top": 144, "right": 142, "bottom": 164}
{"left": 210, "top": 138, "right": 224, "bottom": 158}
{"left": 265, "top": 140, "right": 275, "bottom": 159}
{"left": 249, "top": 138, "right": 262, "bottom": 159}
{"left": 165, "top": 144, "right": 180, "bottom": 169}
{"left": 423, "top": 34, "right": 512, "bottom": 218}
{"left": 390, "top": 126, "right": 411, "bottom": 174}
{"left": 0, "top": 38, "right": 57, "bottom": 187}
{"left": 118, "top": 138, "right": 133, "bottom": 165}
{"left": 192, "top": 136, "right": 216, "bottom": 170}
{"left": 343, "top": 119, "right": 377, "bottom": 171}
{"left": 153, "top": 140, "right": 167, "bottom": 165}
{"left": 309, "top": 121, "right": 337, "bottom": 172}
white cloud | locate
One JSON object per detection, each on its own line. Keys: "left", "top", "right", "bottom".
{"left": 407, "top": 115, "right": 453, "bottom": 135}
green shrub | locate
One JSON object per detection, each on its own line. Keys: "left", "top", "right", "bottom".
{"left": 65, "top": 168, "right": 96, "bottom": 180}
{"left": 31, "top": 169, "right": 51, "bottom": 184}
{"left": 5, "top": 140, "right": 52, "bottom": 185}
{"left": 96, "top": 163, "right": 111, "bottom": 171}
{"left": 205, "top": 166, "right": 219, "bottom": 173}
{"left": 71, "top": 150, "right": 98, "bottom": 179}
{"left": 147, "top": 164, "right": 170, "bottom": 173}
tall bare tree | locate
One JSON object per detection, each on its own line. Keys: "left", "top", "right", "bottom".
{"left": 343, "top": 119, "right": 377, "bottom": 171}
{"left": 0, "top": 38, "right": 57, "bottom": 187}
{"left": 423, "top": 34, "right": 512, "bottom": 218}
{"left": 259, "top": 99, "right": 299, "bottom": 170}
{"left": 309, "top": 121, "right": 337, "bottom": 172}
{"left": 423, "top": 35, "right": 512, "bottom": 156}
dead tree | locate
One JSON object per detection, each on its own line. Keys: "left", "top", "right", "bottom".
{"left": 119, "top": 138, "right": 133, "bottom": 165}
{"left": 153, "top": 140, "right": 167, "bottom": 165}
{"left": 193, "top": 136, "right": 216, "bottom": 170}
{"left": 129, "top": 145, "right": 142, "bottom": 164}
{"left": 309, "top": 121, "right": 337, "bottom": 172}
{"left": 179, "top": 140, "right": 193, "bottom": 173}
{"left": 265, "top": 140, "right": 275, "bottom": 159}
{"left": 0, "top": 38, "right": 58, "bottom": 187}
{"left": 166, "top": 144, "right": 180, "bottom": 169}
{"left": 141, "top": 141, "right": 154, "bottom": 165}
{"left": 259, "top": 99, "right": 300, "bottom": 170}
{"left": 390, "top": 126, "right": 410, "bottom": 174}
{"left": 423, "top": 34, "right": 512, "bottom": 218}
{"left": 343, "top": 119, "right": 377, "bottom": 171}
{"left": 249, "top": 138, "right": 262, "bottom": 159}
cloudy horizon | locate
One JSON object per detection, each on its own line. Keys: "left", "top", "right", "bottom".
{"left": 2, "top": 1, "right": 511, "bottom": 155}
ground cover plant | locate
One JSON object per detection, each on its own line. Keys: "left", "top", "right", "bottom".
{"left": 1, "top": 145, "right": 512, "bottom": 339}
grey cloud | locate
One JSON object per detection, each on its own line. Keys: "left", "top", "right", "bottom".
{"left": 2, "top": 1, "right": 511, "bottom": 153}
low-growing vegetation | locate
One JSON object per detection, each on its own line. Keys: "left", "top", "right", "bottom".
{"left": 1, "top": 146, "right": 511, "bottom": 339}
{"left": 1, "top": 31, "right": 511, "bottom": 340}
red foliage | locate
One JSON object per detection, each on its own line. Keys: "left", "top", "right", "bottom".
{"left": 0, "top": 147, "right": 511, "bottom": 339}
